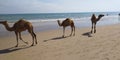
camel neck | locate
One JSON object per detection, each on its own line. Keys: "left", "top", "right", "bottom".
{"left": 57, "top": 20, "right": 62, "bottom": 26}
{"left": 3, "top": 23, "right": 14, "bottom": 31}
{"left": 97, "top": 17, "right": 102, "bottom": 21}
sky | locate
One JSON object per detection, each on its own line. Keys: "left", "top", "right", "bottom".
{"left": 0, "top": 0, "right": 120, "bottom": 14}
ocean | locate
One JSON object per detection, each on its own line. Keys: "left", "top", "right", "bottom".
{"left": 0, "top": 12, "right": 120, "bottom": 37}
{"left": 0, "top": 12, "right": 119, "bottom": 22}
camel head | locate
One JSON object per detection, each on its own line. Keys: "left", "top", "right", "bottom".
{"left": 0, "top": 21, "right": 7, "bottom": 25}
{"left": 98, "top": 14, "right": 104, "bottom": 18}
{"left": 57, "top": 20, "right": 62, "bottom": 26}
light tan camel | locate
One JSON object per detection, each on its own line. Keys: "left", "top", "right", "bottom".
{"left": 0, "top": 19, "right": 37, "bottom": 47}
{"left": 57, "top": 18, "right": 75, "bottom": 37}
{"left": 91, "top": 14, "right": 104, "bottom": 33}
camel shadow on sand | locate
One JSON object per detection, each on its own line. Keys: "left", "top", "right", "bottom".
{"left": 0, "top": 45, "right": 32, "bottom": 54}
{"left": 82, "top": 32, "right": 92, "bottom": 37}
{"left": 43, "top": 36, "right": 70, "bottom": 42}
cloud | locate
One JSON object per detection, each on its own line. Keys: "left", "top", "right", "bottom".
{"left": 0, "top": 0, "right": 65, "bottom": 14}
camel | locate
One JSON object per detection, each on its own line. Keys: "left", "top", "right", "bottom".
{"left": 91, "top": 14, "right": 104, "bottom": 33}
{"left": 0, "top": 19, "right": 37, "bottom": 47}
{"left": 57, "top": 18, "right": 75, "bottom": 37}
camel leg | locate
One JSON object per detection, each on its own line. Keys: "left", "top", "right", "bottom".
{"left": 70, "top": 27, "right": 73, "bottom": 36}
{"left": 18, "top": 32, "right": 23, "bottom": 40}
{"left": 28, "top": 30, "right": 35, "bottom": 46}
{"left": 32, "top": 31, "right": 37, "bottom": 44}
{"left": 18, "top": 32, "right": 28, "bottom": 44}
{"left": 94, "top": 23, "right": 96, "bottom": 33}
{"left": 91, "top": 22, "right": 93, "bottom": 33}
{"left": 73, "top": 26, "right": 75, "bottom": 36}
{"left": 15, "top": 31, "right": 19, "bottom": 47}
{"left": 62, "top": 27, "right": 65, "bottom": 37}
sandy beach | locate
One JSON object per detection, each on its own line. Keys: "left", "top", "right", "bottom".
{"left": 0, "top": 23, "right": 120, "bottom": 60}
{"left": 0, "top": 0, "right": 120, "bottom": 60}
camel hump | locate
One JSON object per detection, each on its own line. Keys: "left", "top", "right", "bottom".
{"left": 66, "top": 18, "right": 71, "bottom": 20}
{"left": 91, "top": 14, "right": 96, "bottom": 20}
{"left": 65, "top": 18, "right": 73, "bottom": 22}
{"left": 17, "top": 19, "right": 31, "bottom": 24}
{"left": 18, "top": 19, "right": 28, "bottom": 23}
{"left": 13, "top": 19, "right": 32, "bottom": 28}
{"left": 61, "top": 18, "right": 74, "bottom": 26}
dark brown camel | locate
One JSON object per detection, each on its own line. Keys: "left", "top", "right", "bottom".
{"left": 0, "top": 19, "right": 37, "bottom": 47}
{"left": 57, "top": 18, "right": 75, "bottom": 37}
{"left": 91, "top": 14, "right": 104, "bottom": 33}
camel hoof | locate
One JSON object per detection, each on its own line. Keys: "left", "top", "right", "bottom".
{"left": 15, "top": 45, "right": 18, "bottom": 47}
{"left": 91, "top": 31, "right": 93, "bottom": 33}
{"left": 31, "top": 44, "right": 34, "bottom": 46}
{"left": 36, "top": 42, "right": 37, "bottom": 44}
{"left": 62, "top": 35, "right": 65, "bottom": 38}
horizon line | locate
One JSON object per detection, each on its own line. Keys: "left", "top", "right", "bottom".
{"left": 0, "top": 11, "right": 119, "bottom": 15}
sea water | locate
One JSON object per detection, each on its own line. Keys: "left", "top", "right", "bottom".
{"left": 0, "top": 12, "right": 119, "bottom": 37}
{"left": 0, "top": 12, "right": 119, "bottom": 22}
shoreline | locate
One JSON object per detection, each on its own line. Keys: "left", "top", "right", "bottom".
{"left": 0, "top": 16, "right": 120, "bottom": 38}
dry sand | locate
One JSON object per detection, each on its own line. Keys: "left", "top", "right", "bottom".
{"left": 1, "top": 23, "right": 120, "bottom": 60}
